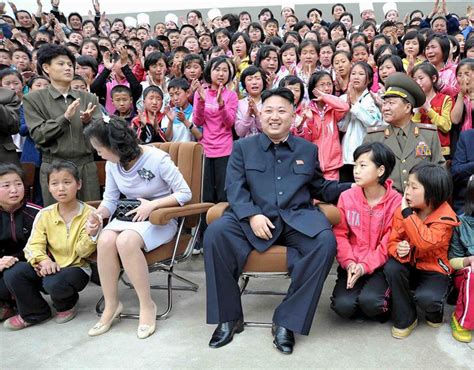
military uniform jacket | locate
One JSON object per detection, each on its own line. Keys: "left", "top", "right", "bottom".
{"left": 225, "top": 133, "right": 351, "bottom": 252}
{"left": 0, "top": 88, "right": 20, "bottom": 165}
{"left": 363, "top": 121, "right": 445, "bottom": 192}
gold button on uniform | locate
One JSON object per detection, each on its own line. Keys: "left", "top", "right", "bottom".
{"left": 402, "top": 169, "right": 407, "bottom": 174}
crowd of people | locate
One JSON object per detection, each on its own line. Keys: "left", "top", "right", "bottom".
{"left": 0, "top": 0, "right": 473, "bottom": 354}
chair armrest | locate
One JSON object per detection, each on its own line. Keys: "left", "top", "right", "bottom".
{"left": 206, "top": 202, "right": 230, "bottom": 225}
{"left": 149, "top": 203, "right": 215, "bottom": 225}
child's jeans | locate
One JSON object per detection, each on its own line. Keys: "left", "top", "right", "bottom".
{"left": 4, "top": 261, "right": 89, "bottom": 324}
{"left": 453, "top": 266, "right": 474, "bottom": 330}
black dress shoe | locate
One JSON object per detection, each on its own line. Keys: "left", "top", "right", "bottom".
{"left": 209, "top": 318, "right": 244, "bottom": 348}
{"left": 272, "top": 324, "right": 295, "bottom": 355}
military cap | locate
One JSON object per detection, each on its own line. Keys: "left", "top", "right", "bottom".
{"left": 383, "top": 72, "right": 426, "bottom": 108}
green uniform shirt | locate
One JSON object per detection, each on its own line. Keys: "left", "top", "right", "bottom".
{"left": 363, "top": 121, "right": 445, "bottom": 192}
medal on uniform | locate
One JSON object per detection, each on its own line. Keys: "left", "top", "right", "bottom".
{"left": 415, "top": 141, "right": 431, "bottom": 157}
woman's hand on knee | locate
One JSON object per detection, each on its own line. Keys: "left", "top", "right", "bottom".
{"left": 0, "top": 256, "right": 19, "bottom": 272}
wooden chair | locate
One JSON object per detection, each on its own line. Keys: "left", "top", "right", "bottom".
{"left": 206, "top": 201, "right": 341, "bottom": 327}
{"left": 94, "top": 142, "right": 214, "bottom": 320}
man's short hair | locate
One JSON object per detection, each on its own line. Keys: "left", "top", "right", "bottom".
{"left": 36, "top": 44, "right": 75, "bottom": 76}
{"left": 262, "top": 88, "right": 294, "bottom": 106}
{"left": 111, "top": 85, "right": 132, "bottom": 98}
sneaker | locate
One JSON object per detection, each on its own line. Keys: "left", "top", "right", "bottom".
{"left": 391, "top": 319, "right": 418, "bottom": 339}
{"left": 0, "top": 304, "right": 15, "bottom": 321}
{"left": 3, "top": 315, "right": 33, "bottom": 331}
{"left": 451, "top": 313, "right": 472, "bottom": 343}
{"left": 55, "top": 306, "right": 77, "bottom": 324}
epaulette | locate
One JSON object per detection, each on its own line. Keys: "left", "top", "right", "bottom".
{"left": 416, "top": 123, "right": 438, "bottom": 131}
{"left": 367, "top": 126, "right": 386, "bottom": 134}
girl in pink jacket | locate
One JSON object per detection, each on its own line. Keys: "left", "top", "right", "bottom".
{"left": 193, "top": 56, "right": 238, "bottom": 204}
{"left": 331, "top": 142, "right": 401, "bottom": 321}
{"left": 292, "top": 71, "right": 349, "bottom": 180}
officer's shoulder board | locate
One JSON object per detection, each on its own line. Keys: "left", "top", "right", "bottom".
{"left": 416, "top": 123, "right": 438, "bottom": 131}
{"left": 367, "top": 126, "right": 387, "bottom": 134}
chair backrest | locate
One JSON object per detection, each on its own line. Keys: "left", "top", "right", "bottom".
{"left": 150, "top": 142, "right": 204, "bottom": 227}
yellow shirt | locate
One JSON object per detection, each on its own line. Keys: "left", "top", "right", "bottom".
{"left": 24, "top": 202, "right": 97, "bottom": 268}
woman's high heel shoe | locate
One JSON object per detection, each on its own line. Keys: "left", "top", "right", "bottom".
{"left": 137, "top": 302, "right": 157, "bottom": 339}
{"left": 88, "top": 301, "right": 123, "bottom": 337}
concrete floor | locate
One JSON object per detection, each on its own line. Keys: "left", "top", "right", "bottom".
{"left": 1, "top": 256, "right": 473, "bottom": 369}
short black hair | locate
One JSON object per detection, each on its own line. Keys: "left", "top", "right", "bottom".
{"left": 402, "top": 31, "right": 426, "bottom": 57}
{"left": 180, "top": 24, "right": 198, "bottom": 38}
{"left": 380, "top": 20, "right": 396, "bottom": 33}
{"left": 47, "top": 160, "right": 80, "bottom": 183}
{"left": 377, "top": 54, "right": 404, "bottom": 81}
{"left": 36, "top": 44, "right": 76, "bottom": 77}
{"left": 230, "top": 32, "right": 251, "bottom": 55}
{"left": 409, "top": 163, "right": 452, "bottom": 210}
{"left": 258, "top": 8, "right": 274, "bottom": 19}
{"left": 308, "top": 71, "right": 334, "bottom": 99}
{"left": 240, "top": 65, "right": 266, "bottom": 91}
{"left": 144, "top": 52, "right": 167, "bottom": 71}
{"left": 181, "top": 53, "right": 205, "bottom": 75}
{"left": 351, "top": 61, "right": 374, "bottom": 89}
{"left": 12, "top": 46, "right": 32, "bottom": 61}
{"left": 328, "top": 21, "right": 348, "bottom": 40}
{"left": 298, "top": 39, "right": 320, "bottom": 55}
{"left": 265, "top": 18, "right": 279, "bottom": 28}
{"left": 111, "top": 85, "right": 132, "bottom": 98}
{"left": 26, "top": 75, "right": 50, "bottom": 89}
{"left": 72, "top": 74, "right": 87, "bottom": 84}
{"left": 167, "top": 78, "right": 190, "bottom": 92}
{"left": 212, "top": 28, "right": 231, "bottom": 45}
{"left": 278, "top": 75, "right": 304, "bottom": 106}
{"left": 68, "top": 12, "right": 83, "bottom": 24}
{"left": 143, "top": 85, "right": 164, "bottom": 99}
{"left": 84, "top": 118, "right": 141, "bottom": 166}
{"left": 293, "top": 21, "right": 312, "bottom": 33}
{"left": 371, "top": 34, "right": 390, "bottom": 54}
{"left": 373, "top": 44, "right": 398, "bottom": 63}
{"left": 0, "top": 68, "right": 23, "bottom": 84}
{"left": 266, "top": 36, "right": 284, "bottom": 48}
{"left": 246, "top": 22, "right": 265, "bottom": 42}
{"left": 307, "top": 8, "right": 322, "bottom": 18}
{"left": 332, "top": 3, "right": 346, "bottom": 14}
{"left": 426, "top": 34, "right": 450, "bottom": 63}
{"left": 279, "top": 42, "right": 300, "bottom": 64}
{"left": 76, "top": 55, "right": 98, "bottom": 75}
{"left": 0, "top": 163, "right": 24, "bottom": 181}
{"left": 142, "top": 39, "right": 165, "bottom": 54}
{"left": 262, "top": 87, "right": 294, "bottom": 106}
{"left": 350, "top": 32, "right": 369, "bottom": 44}
{"left": 203, "top": 56, "right": 235, "bottom": 85}
{"left": 353, "top": 142, "right": 396, "bottom": 184}
{"left": 255, "top": 45, "right": 281, "bottom": 72}
{"left": 283, "top": 31, "right": 302, "bottom": 44}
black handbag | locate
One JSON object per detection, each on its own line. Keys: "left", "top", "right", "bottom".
{"left": 112, "top": 199, "right": 144, "bottom": 222}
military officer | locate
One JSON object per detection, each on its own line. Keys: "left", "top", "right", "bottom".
{"left": 363, "top": 72, "right": 445, "bottom": 192}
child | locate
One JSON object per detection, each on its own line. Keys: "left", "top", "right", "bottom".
{"left": 338, "top": 62, "right": 382, "bottom": 182}
{"left": 182, "top": 54, "right": 205, "bottom": 84}
{"left": 111, "top": 85, "right": 135, "bottom": 123}
{"left": 384, "top": 163, "right": 459, "bottom": 339}
{"left": 278, "top": 75, "right": 307, "bottom": 129}
{"left": 27, "top": 76, "right": 50, "bottom": 91}
{"left": 131, "top": 86, "right": 166, "bottom": 143}
{"left": 3, "top": 161, "right": 97, "bottom": 330}
{"left": 294, "top": 71, "right": 349, "bottom": 180}
{"left": 70, "top": 75, "right": 88, "bottom": 92}
{"left": 332, "top": 143, "right": 401, "bottom": 320}
{"left": 193, "top": 56, "right": 238, "bottom": 204}
{"left": 412, "top": 63, "right": 453, "bottom": 158}
{"left": 0, "top": 49, "right": 12, "bottom": 67}
{"left": 0, "top": 164, "right": 41, "bottom": 321}
{"left": 169, "top": 46, "right": 190, "bottom": 79}
{"left": 163, "top": 78, "right": 202, "bottom": 142}
{"left": 275, "top": 43, "right": 298, "bottom": 86}
{"left": 449, "top": 176, "right": 474, "bottom": 343}
{"left": 451, "top": 58, "right": 473, "bottom": 133}
{"left": 235, "top": 66, "right": 266, "bottom": 138}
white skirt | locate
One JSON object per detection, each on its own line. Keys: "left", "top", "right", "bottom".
{"left": 104, "top": 218, "right": 178, "bottom": 252}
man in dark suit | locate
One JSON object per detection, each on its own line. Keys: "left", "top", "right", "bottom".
{"left": 204, "top": 88, "right": 351, "bottom": 354}
{"left": 451, "top": 129, "right": 474, "bottom": 213}
{"left": 0, "top": 87, "right": 20, "bottom": 166}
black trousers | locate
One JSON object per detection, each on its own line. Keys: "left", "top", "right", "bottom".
{"left": 3, "top": 262, "right": 89, "bottom": 323}
{"left": 204, "top": 212, "right": 337, "bottom": 335}
{"left": 0, "top": 274, "right": 13, "bottom": 303}
{"left": 331, "top": 267, "right": 390, "bottom": 321}
{"left": 203, "top": 156, "right": 229, "bottom": 203}
{"left": 383, "top": 258, "right": 450, "bottom": 328}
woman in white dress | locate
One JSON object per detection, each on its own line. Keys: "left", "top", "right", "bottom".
{"left": 84, "top": 118, "right": 191, "bottom": 339}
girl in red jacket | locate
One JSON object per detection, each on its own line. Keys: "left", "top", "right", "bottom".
{"left": 384, "top": 163, "right": 459, "bottom": 339}
{"left": 331, "top": 143, "right": 401, "bottom": 321}
{"left": 291, "top": 71, "right": 349, "bottom": 180}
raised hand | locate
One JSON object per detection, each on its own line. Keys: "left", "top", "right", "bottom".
{"left": 102, "top": 51, "right": 114, "bottom": 70}
{"left": 80, "top": 102, "right": 97, "bottom": 124}
{"left": 64, "top": 98, "right": 81, "bottom": 121}
{"left": 216, "top": 83, "right": 224, "bottom": 106}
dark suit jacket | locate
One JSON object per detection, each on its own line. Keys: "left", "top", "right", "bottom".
{"left": 225, "top": 133, "right": 351, "bottom": 252}
{"left": 451, "top": 129, "right": 474, "bottom": 212}
{"left": 0, "top": 88, "right": 20, "bottom": 165}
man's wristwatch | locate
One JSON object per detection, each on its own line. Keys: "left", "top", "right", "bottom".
{"left": 188, "top": 123, "right": 194, "bottom": 131}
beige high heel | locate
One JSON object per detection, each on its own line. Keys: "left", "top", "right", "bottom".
{"left": 137, "top": 302, "right": 157, "bottom": 339}
{"left": 88, "top": 301, "right": 123, "bottom": 337}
